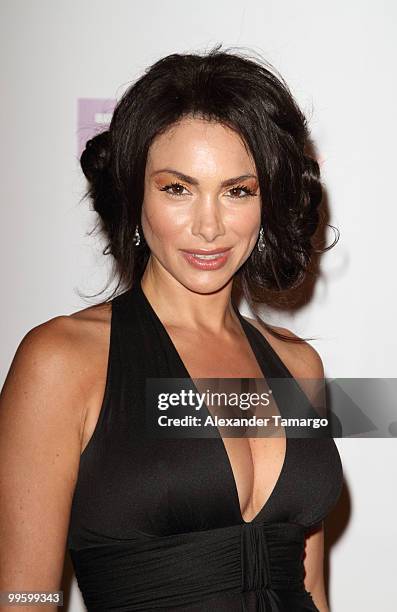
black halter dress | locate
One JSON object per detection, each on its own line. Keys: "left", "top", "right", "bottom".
{"left": 67, "top": 281, "right": 343, "bottom": 611}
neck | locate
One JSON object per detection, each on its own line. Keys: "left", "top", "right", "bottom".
{"left": 140, "top": 257, "right": 239, "bottom": 335}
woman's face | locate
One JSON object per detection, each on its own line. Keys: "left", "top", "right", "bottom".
{"left": 141, "top": 116, "right": 261, "bottom": 294}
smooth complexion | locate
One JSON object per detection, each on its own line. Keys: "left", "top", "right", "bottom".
{"left": 140, "top": 115, "right": 261, "bottom": 333}
{"left": 0, "top": 120, "right": 328, "bottom": 611}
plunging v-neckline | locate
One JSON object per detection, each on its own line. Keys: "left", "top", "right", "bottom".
{"left": 135, "top": 281, "right": 289, "bottom": 526}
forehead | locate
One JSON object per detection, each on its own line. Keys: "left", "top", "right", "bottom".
{"left": 146, "top": 116, "right": 255, "bottom": 174}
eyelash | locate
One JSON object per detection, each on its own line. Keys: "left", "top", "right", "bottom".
{"left": 159, "top": 182, "right": 257, "bottom": 199}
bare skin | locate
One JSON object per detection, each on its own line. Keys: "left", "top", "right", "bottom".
{"left": 72, "top": 300, "right": 324, "bottom": 526}
{"left": 0, "top": 116, "right": 329, "bottom": 611}
{"left": 0, "top": 299, "right": 328, "bottom": 612}
{"left": 74, "top": 299, "right": 329, "bottom": 611}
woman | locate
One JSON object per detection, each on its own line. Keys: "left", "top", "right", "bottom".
{"left": 0, "top": 48, "right": 343, "bottom": 611}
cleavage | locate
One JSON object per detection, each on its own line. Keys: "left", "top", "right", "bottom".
{"left": 183, "top": 360, "right": 287, "bottom": 523}
{"left": 221, "top": 434, "right": 287, "bottom": 522}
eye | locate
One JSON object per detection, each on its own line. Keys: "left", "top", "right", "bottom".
{"left": 159, "top": 182, "right": 190, "bottom": 197}
{"left": 227, "top": 185, "right": 258, "bottom": 199}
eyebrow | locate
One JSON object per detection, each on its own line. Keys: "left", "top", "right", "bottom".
{"left": 151, "top": 168, "right": 258, "bottom": 188}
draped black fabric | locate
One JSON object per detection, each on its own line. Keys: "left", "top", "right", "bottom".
{"left": 67, "top": 282, "right": 343, "bottom": 611}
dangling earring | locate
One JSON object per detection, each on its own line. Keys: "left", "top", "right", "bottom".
{"left": 133, "top": 224, "right": 141, "bottom": 246}
{"left": 257, "top": 226, "right": 265, "bottom": 252}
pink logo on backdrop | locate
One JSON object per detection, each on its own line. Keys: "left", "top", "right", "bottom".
{"left": 77, "top": 98, "right": 116, "bottom": 159}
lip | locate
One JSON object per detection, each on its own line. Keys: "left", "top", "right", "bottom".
{"left": 180, "top": 247, "right": 232, "bottom": 271}
{"left": 181, "top": 247, "right": 232, "bottom": 255}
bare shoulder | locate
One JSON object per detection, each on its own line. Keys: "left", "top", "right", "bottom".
{"left": 16, "top": 300, "right": 110, "bottom": 368}
{"left": 2, "top": 302, "right": 112, "bottom": 424}
{"left": 0, "top": 302, "right": 111, "bottom": 592}
{"left": 242, "top": 316, "right": 324, "bottom": 380}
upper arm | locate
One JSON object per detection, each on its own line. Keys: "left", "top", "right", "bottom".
{"left": 303, "top": 522, "right": 329, "bottom": 611}
{"left": 265, "top": 324, "right": 325, "bottom": 378}
{"left": 244, "top": 321, "right": 329, "bottom": 608}
{"left": 0, "top": 318, "right": 87, "bottom": 609}
{"left": 274, "top": 325, "right": 326, "bottom": 414}
{"left": 245, "top": 319, "right": 326, "bottom": 412}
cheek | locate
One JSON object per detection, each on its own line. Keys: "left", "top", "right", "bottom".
{"left": 229, "top": 207, "right": 261, "bottom": 237}
{"left": 142, "top": 192, "right": 261, "bottom": 246}
{"left": 142, "top": 198, "right": 188, "bottom": 243}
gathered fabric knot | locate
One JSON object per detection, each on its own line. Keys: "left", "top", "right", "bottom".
{"left": 71, "top": 521, "right": 308, "bottom": 610}
{"left": 240, "top": 523, "right": 272, "bottom": 592}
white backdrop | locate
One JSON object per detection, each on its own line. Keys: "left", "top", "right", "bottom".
{"left": 1, "top": 1, "right": 396, "bottom": 610}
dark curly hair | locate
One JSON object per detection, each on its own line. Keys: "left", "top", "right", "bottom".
{"left": 80, "top": 45, "right": 338, "bottom": 343}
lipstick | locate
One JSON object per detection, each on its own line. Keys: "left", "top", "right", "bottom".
{"left": 180, "top": 248, "right": 231, "bottom": 271}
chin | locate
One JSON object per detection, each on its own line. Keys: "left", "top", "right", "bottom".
{"left": 177, "top": 273, "right": 234, "bottom": 296}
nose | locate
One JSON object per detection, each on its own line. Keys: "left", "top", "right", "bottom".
{"left": 191, "top": 194, "right": 226, "bottom": 243}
